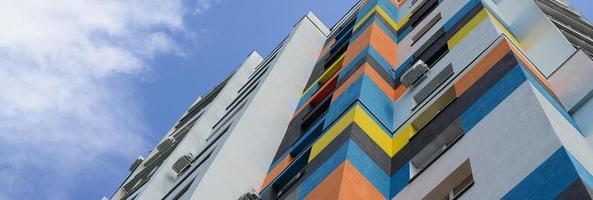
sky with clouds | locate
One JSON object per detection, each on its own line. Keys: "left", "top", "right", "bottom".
{"left": 0, "top": 0, "right": 590, "bottom": 199}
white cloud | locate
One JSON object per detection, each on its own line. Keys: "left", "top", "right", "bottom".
{"left": 0, "top": 0, "right": 217, "bottom": 199}
{"left": 194, "top": 0, "right": 222, "bottom": 15}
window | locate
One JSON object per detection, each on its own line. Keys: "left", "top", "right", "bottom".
{"left": 275, "top": 169, "right": 304, "bottom": 199}
{"left": 413, "top": 29, "right": 450, "bottom": 70}
{"left": 411, "top": 13, "right": 442, "bottom": 45}
{"left": 212, "top": 102, "right": 245, "bottom": 130}
{"left": 413, "top": 64, "right": 454, "bottom": 107}
{"left": 227, "top": 79, "right": 259, "bottom": 111}
{"left": 409, "top": 0, "right": 439, "bottom": 28}
{"left": 261, "top": 149, "right": 311, "bottom": 200}
{"left": 409, "top": 121, "right": 463, "bottom": 178}
{"left": 422, "top": 160, "right": 474, "bottom": 200}
{"left": 300, "top": 94, "right": 331, "bottom": 131}
{"left": 445, "top": 174, "right": 474, "bottom": 200}
{"left": 424, "top": 42, "right": 449, "bottom": 67}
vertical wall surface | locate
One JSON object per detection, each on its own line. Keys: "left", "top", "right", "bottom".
{"left": 261, "top": 0, "right": 593, "bottom": 200}
{"left": 111, "top": 0, "right": 593, "bottom": 199}
{"left": 186, "top": 13, "right": 330, "bottom": 200}
{"left": 112, "top": 52, "right": 264, "bottom": 200}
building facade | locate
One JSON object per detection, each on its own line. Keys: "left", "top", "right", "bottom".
{"left": 260, "top": 0, "right": 593, "bottom": 199}
{"left": 110, "top": 13, "right": 330, "bottom": 200}
{"left": 111, "top": 0, "right": 593, "bottom": 199}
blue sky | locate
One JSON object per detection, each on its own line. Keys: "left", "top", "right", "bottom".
{"left": 0, "top": 0, "right": 590, "bottom": 200}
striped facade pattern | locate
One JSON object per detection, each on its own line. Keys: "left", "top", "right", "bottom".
{"left": 260, "top": 0, "right": 593, "bottom": 199}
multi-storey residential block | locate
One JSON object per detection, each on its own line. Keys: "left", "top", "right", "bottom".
{"left": 260, "top": 0, "right": 593, "bottom": 199}
{"left": 111, "top": 0, "right": 593, "bottom": 199}
{"left": 110, "top": 13, "right": 329, "bottom": 200}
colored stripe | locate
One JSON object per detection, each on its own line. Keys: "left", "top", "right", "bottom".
{"left": 447, "top": 9, "right": 488, "bottom": 49}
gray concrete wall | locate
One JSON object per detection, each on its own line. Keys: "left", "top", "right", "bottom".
{"left": 113, "top": 52, "right": 263, "bottom": 200}
{"left": 186, "top": 12, "right": 329, "bottom": 200}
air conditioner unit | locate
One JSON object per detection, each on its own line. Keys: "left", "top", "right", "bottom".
{"left": 129, "top": 156, "right": 144, "bottom": 172}
{"left": 239, "top": 191, "right": 260, "bottom": 200}
{"left": 157, "top": 136, "right": 176, "bottom": 152}
{"left": 401, "top": 60, "right": 429, "bottom": 88}
{"left": 172, "top": 153, "right": 193, "bottom": 174}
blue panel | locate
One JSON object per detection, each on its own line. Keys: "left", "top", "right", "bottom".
{"left": 461, "top": 65, "right": 526, "bottom": 132}
{"left": 368, "top": 46, "right": 396, "bottom": 73}
{"left": 358, "top": 0, "right": 379, "bottom": 21}
{"left": 374, "top": 17, "right": 399, "bottom": 42}
{"left": 347, "top": 140, "right": 391, "bottom": 198}
{"left": 324, "top": 77, "right": 363, "bottom": 129}
{"left": 502, "top": 147, "right": 579, "bottom": 200}
{"left": 360, "top": 75, "right": 395, "bottom": 131}
{"left": 297, "top": 140, "right": 394, "bottom": 199}
{"left": 274, "top": 149, "right": 309, "bottom": 187}
{"left": 298, "top": 142, "right": 350, "bottom": 199}
{"left": 397, "top": 26, "right": 413, "bottom": 42}
{"left": 390, "top": 162, "right": 410, "bottom": 198}
{"left": 443, "top": 0, "right": 482, "bottom": 31}
{"left": 339, "top": 48, "right": 368, "bottom": 81}
{"left": 393, "top": 57, "right": 414, "bottom": 81}
{"left": 356, "top": 100, "right": 392, "bottom": 135}
{"left": 377, "top": 0, "right": 398, "bottom": 22}
{"left": 290, "top": 118, "right": 326, "bottom": 157}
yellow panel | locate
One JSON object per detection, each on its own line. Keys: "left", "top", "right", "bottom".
{"left": 353, "top": 5, "right": 409, "bottom": 32}
{"left": 392, "top": 124, "right": 416, "bottom": 156}
{"left": 308, "top": 104, "right": 394, "bottom": 161}
{"left": 309, "top": 106, "right": 357, "bottom": 161}
{"left": 352, "top": 106, "right": 394, "bottom": 156}
{"left": 447, "top": 9, "right": 488, "bottom": 49}
{"left": 310, "top": 88, "right": 460, "bottom": 160}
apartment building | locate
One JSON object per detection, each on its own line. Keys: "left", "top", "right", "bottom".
{"left": 112, "top": 0, "right": 593, "bottom": 199}
{"left": 260, "top": 0, "right": 593, "bottom": 199}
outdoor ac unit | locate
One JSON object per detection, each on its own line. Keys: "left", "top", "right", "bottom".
{"left": 157, "top": 136, "right": 176, "bottom": 152}
{"left": 172, "top": 153, "right": 193, "bottom": 174}
{"left": 128, "top": 156, "right": 144, "bottom": 172}
{"left": 401, "top": 60, "right": 429, "bottom": 88}
{"left": 239, "top": 191, "right": 260, "bottom": 200}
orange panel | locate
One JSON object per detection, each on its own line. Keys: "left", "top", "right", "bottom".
{"left": 344, "top": 23, "right": 397, "bottom": 68}
{"left": 344, "top": 24, "right": 374, "bottom": 67}
{"left": 338, "top": 161, "right": 385, "bottom": 200}
{"left": 454, "top": 41, "right": 511, "bottom": 96}
{"left": 393, "top": 85, "right": 407, "bottom": 102}
{"left": 260, "top": 155, "right": 293, "bottom": 191}
{"left": 368, "top": 23, "right": 397, "bottom": 66}
{"left": 304, "top": 161, "right": 384, "bottom": 200}
{"left": 304, "top": 162, "right": 346, "bottom": 200}
{"left": 363, "top": 64, "right": 396, "bottom": 101}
